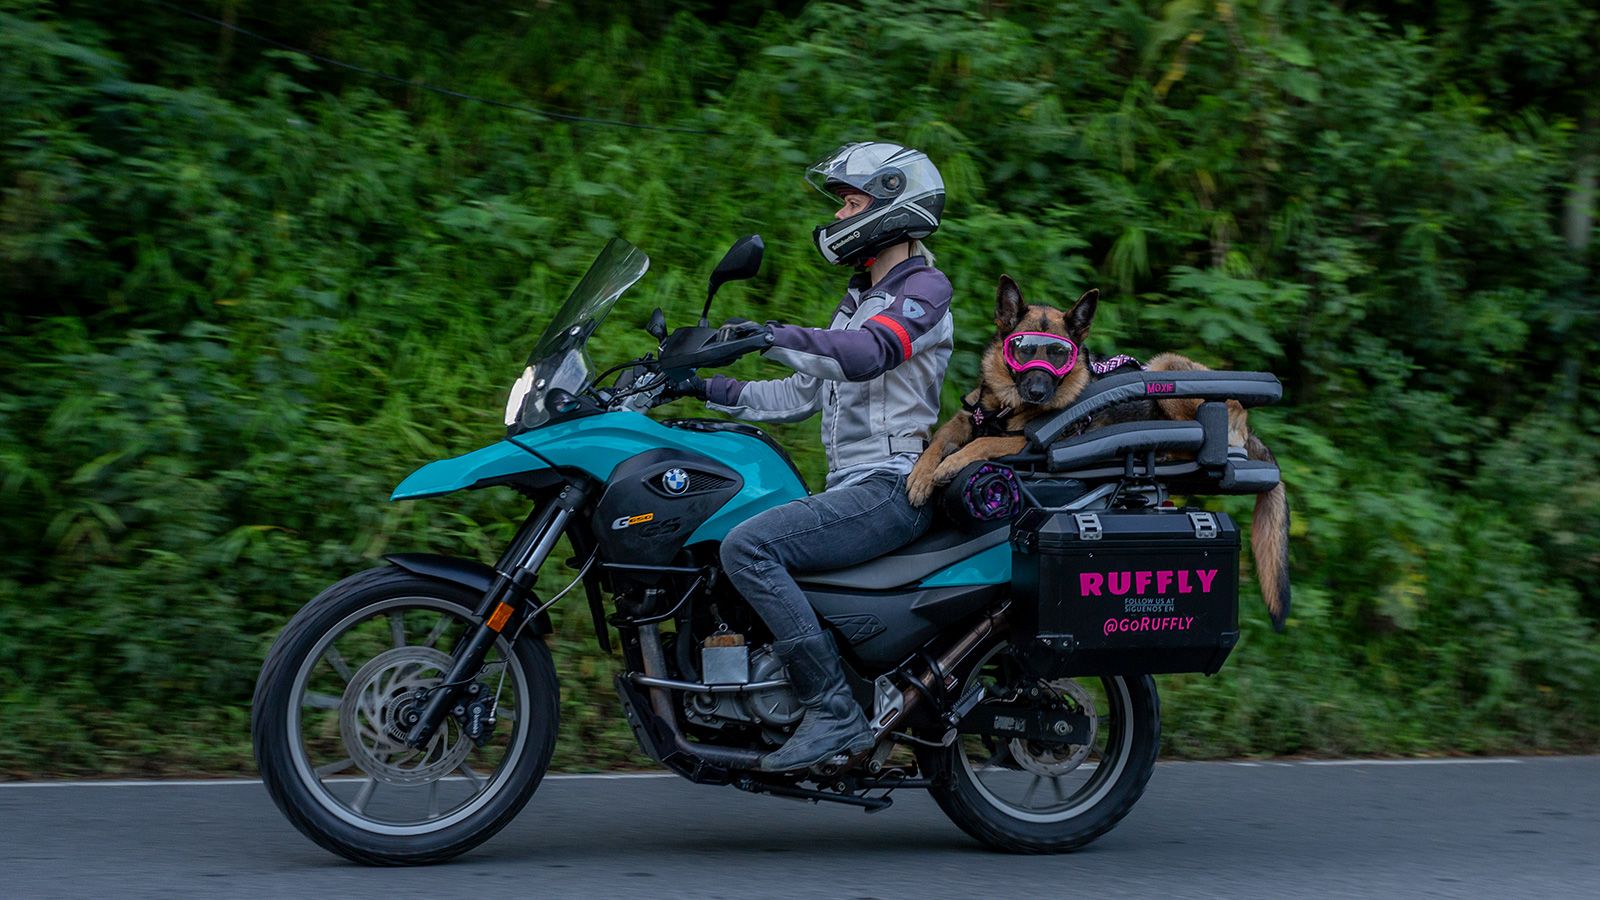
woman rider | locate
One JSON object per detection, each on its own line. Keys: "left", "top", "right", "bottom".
{"left": 672, "top": 142, "right": 952, "bottom": 771}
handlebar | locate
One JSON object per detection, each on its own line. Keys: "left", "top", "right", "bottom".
{"left": 603, "top": 320, "right": 774, "bottom": 412}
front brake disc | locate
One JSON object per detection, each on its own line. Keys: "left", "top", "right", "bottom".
{"left": 339, "top": 646, "right": 473, "bottom": 786}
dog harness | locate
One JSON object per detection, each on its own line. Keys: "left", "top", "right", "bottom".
{"left": 1091, "top": 354, "right": 1141, "bottom": 375}
{"left": 964, "top": 395, "right": 1015, "bottom": 438}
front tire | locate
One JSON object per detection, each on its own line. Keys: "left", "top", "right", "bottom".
{"left": 251, "top": 566, "right": 559, "bottom": 865}
{"left": 923, "top": 641, "right": 1160, "bottom": 853}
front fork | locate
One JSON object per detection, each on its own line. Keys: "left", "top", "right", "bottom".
{"left": 402, "top": 482, "right": 587, "bottom": 748}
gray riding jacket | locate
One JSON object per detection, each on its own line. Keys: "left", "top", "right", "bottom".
{"left": 705, "top": 256, "right": 954, "bottom": 489}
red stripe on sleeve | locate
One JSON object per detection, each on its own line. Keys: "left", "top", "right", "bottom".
{"left": 868, "top": 314, "right": 914, "bottom": 360}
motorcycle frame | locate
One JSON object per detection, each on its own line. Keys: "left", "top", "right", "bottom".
{"left": 397, "top": 464, "right": 1014, "bottom": 782}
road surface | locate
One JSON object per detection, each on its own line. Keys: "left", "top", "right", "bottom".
{"left": 2, "top": 757, "right": 1596, "bottom": 898}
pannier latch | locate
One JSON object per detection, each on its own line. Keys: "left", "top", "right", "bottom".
{"left": 1188, "top": 511, "right": 1219, "bottom": 539}
{"left": 1073, "top": 512, "right": 1103, "bottom": 541}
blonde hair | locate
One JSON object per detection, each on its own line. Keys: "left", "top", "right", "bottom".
{"left": 908, "top": 239, "right": 935, "bottom": 265}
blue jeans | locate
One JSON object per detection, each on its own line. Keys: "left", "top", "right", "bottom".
{"left": 720, "top": 471, "right": 933, "bottom": 642}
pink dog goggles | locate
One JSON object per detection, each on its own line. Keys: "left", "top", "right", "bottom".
{"left": 1003, "top": 332, "right": 1079, "bottom": 377}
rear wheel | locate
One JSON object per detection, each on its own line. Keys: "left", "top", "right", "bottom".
{"left": 251, "top": 567, "right": 559, "bottom": 865}
{"left": 923, "top": 640, "right": 1160, "bottom": 853}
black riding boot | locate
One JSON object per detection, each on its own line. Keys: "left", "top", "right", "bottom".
{"left": 759, "top": 633, "right": 876, "bottom": 772}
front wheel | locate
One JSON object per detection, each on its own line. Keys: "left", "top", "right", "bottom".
{"left": 251, "top": 566, "right": 559, "bottom": 865}
{"left": 922, "top": 640, "right": 1160, "bottom": 853}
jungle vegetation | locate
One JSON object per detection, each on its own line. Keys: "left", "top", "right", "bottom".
{"left": 2, "top": 0, "right": 1597, "bottom": 773}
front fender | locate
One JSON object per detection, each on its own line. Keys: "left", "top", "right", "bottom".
{"left": 385, "top": 553, "right": 553, "bottom": 637}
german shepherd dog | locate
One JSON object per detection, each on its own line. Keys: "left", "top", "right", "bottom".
{"left": 906, "top": 275, "right": 1292, "bottom": 630}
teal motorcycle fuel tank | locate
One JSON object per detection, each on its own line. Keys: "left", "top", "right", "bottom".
{"left": 391, "top": 411, "right": 808, "bottom": 545}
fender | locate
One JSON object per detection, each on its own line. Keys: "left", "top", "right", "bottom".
{"left": 384, "top": 552, "right": 553, "bottom": 637}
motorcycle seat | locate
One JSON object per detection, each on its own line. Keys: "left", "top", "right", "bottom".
{"left": 795, "top": 521, "right": 1009, "bottom": 591}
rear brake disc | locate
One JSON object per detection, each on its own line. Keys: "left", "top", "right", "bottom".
{"left": 1009, "top": 678, "right": 1097, "bottom": 777}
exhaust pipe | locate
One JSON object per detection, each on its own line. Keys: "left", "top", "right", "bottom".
{"left": 875, "top": 604, "right": 1009, "bottom": 738}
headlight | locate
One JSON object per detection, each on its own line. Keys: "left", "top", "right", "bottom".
{"left": 504, "top": 366, "right": 535, "bottom": 426}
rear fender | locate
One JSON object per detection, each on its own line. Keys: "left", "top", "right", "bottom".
{"left": 385, "top": 553, "right": 553, "bottom": 637}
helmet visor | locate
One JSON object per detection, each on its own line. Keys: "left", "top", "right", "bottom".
{"left": 805, "top": 142, "right": 871, "bottom": 199}
{"left": 805, "top": 141, "right": 922, "bottom": 201}
{"left": 1003, "top": 332, "right": 1079, "bottom": 377}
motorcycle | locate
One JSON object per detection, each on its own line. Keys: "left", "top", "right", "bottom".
{"left": 252, "top": 236, "right": 1284, "bottom": 864}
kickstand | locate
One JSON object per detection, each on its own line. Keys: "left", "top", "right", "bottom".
{"left": 857, "top": 771, "right": 910, "bottom": 812}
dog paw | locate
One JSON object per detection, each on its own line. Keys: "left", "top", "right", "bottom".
{"left": 906, "top": 469, "right": 936, "bottom": 507}
{"left": 930, "top": 458, "right": 966, "bottom": 486}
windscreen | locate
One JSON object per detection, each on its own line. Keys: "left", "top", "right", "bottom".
{"left": 527, "top": 238, "right": 650, "bottom": 363}
{"left": 505, "top": 238, "right": 651, "bottom": 435}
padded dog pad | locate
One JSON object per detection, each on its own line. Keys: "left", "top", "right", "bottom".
{"left": 1028, "top": 370, "right": 1282, "bottom": 448}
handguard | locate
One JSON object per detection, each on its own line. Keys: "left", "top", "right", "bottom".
{"left": 657, "top": 325, "right": 774, "bottom": 375}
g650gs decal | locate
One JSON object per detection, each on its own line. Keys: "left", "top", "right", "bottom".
{"left": 611, "top": 512, "right": 655, "bottom": 530}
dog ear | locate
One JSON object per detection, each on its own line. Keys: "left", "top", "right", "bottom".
{"left": 995, "top": 275, "right": 1026, "bottom": 332}
{"left": 1067, "top": 288, "right": 1099, "bottom": 338}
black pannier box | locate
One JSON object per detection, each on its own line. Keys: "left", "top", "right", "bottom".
{"left": 1010, "top": 507, "right": 1241, "bottom": 677}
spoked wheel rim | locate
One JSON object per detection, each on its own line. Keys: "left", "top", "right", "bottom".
{"left": 286, "top": 596, "right": 530, "bottom": 836}
{"left": 956, "top": 641, "right": 1135, "bottom": 824}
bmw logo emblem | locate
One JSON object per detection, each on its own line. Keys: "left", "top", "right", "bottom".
{"left": 662, "top": 468, "right": 690, "bottom": 495}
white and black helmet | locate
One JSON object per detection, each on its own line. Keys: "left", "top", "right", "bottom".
{"left": 806, "top": 142, "right": 945, "bottom": 266}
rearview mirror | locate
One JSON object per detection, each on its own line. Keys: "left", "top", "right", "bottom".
{"left": 702, "top": 234, "right": 764, "bottom": 325}
{"left": 646, "top": 307, "right": 667, "bottom": 342}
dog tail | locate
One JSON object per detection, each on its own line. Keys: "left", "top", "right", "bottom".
{"left": 1149, "top": 352, "right": 1289, "bottom": 628}
{"left": 1245, "top": 432, "right": 1291, "bottom": 631}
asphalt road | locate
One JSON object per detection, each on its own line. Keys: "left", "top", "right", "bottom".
{"left": 3, "top": 757, "right": 1596, "bottom": 899}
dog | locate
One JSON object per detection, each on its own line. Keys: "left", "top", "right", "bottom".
{"left": 906, "top": 274, "right": 1292, "bottom": 630}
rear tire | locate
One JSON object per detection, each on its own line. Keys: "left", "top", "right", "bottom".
{"left": 922, "top": 641, "right": 1160, "bottom": 853}
{"left": 251, "top": 566, "right": 559, "bottom": 865}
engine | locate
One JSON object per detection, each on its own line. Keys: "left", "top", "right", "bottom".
{"left": 683, "top": 643, "right": 803, "bottom": 732}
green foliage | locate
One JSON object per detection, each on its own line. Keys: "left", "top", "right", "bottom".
{"left": 1, "top": 0, "right": 1596, "bottom": 774}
